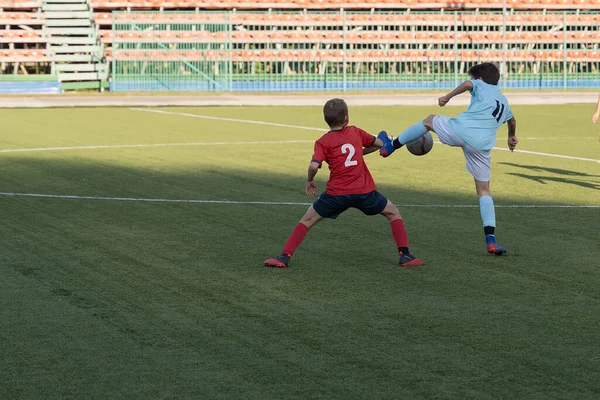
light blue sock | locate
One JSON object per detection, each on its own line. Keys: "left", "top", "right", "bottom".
{"left": 479, "top": 195, "right": 496, "bottom": 228}
{"left": 398, "top": 121, "right": 428, "bottom": 145}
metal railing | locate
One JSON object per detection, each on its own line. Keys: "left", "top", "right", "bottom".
{"left": 110, "top": 10, "right": 600, "bottom": 92}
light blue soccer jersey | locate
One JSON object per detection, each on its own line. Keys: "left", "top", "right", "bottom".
{"left": 447, "top": 79, "right": 514, "bottom": 152}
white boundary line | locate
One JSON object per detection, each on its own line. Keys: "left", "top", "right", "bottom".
{"left": 0, "top": 140, "right": 314, "bottom": 154}
{"left": 130, "top": 108, "right": 324, "bottom": 132}
{"left": 1, "top": 192, "right": 597, "bottom": 208}
{"left": 131, "top": 108, "right": 600, "bottom": 164}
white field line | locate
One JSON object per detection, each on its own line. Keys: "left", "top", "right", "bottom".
{"left": 0, "top": 140, "right": 314, "bottom": 154}
{"left": 129, "top": 108, "right": 324, "bottom": 132}
{"left": 0, "top": 192, "right": 598, "bottom": 208}
{"left": 520, "top": 137, "right": 596, "bottom": 140}
{"left": 131, "top": 108, "right": 600, "bottom": 164}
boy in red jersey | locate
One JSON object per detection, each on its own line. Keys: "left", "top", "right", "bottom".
{"left": 264, "top": 98, "right": 423, "bottom": 268}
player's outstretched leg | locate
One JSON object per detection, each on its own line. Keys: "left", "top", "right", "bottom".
{"left": 264, "top": 205, "right": 323, "bottom": 268}
{"left": 380, "top": 115, "right": 435, "bottom": 158}
{"left": 475, "top": 180, "right": 507, "bottom": 255}
{"left": 377, "top": 131, "right": 392, "bottom": 147}
{"left": 380, "top": 200, "right": 424, "bottom": 267}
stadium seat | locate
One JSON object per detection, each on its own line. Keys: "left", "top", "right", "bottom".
{"left": 570, "top": 31, "right": 590, "bottom": 42}
{"left": 549, "top": 50, "right": 564, "bottom": 60}
{"left": 587, "top": 50, "right": 600, "bottom": 59}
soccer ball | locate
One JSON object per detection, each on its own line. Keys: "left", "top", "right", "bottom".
{"left": 406, "top": 132, "right": 434, "bottom": 156}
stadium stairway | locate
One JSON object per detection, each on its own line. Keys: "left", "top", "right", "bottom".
{"left": 44, "top": 0, "right": 107, "bottom": 89}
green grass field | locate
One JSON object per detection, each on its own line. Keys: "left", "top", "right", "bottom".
{"left": 1, "top": 104, "right": 599, "bottom": 399}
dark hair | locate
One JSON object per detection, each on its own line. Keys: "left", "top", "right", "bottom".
{"left": 468, "top": 62, "right": 500, "bottom": 85}
{"left": 323, "top": 98, "right": 348, "bottom": 127}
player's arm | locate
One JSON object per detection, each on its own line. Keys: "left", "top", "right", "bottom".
{"left": 305, "top": 161, "right": 320, "bottom": 198}
{"left": 438, "top": 80, "right": 474, "bottom": 106}
{"left": 593, "top": 95, "right": 600, "bottom": 124}
{"left": 363, "top": 137, "right": 383, "bottom": 156}
{"left": 307, "top": 140, "right": 326, "bottom": 198}
{"left": 507, "top": 116, "right": 518, "bottom": 152}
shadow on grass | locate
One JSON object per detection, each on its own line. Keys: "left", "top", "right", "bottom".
{"left": 1, "top": 156, "right": 599, "bottom": 399}
{"left": 506, "top": 173, "right": 600, "bottom": 190}
{"left": 500, "top": 162, "right": 600, "bottom": 178}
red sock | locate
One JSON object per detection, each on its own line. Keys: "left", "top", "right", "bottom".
{"left": 282, "top": 223, "right": 310, "bottom": 257}
{"left": 391, "top": 219, "right": 409, "bottom": 249}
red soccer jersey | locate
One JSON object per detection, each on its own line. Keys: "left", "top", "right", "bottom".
{"left": 311, "top": 125, "right": 377, "bottom": 196}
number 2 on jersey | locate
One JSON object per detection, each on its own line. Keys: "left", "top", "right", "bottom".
{"left": 492, "top": 100, "right": 505, "bottom": 123}
{"left": 341, "top": 143, "right": 358, "bottom": 167}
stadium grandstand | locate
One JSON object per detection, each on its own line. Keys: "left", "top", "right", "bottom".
{"left": 1, "top": 0, "right": 599, "bottom": 92}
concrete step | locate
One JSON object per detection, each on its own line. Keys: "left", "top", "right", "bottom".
{"left": 58, "top": 71, "right": 107, "bottom": 81}
{"left": 46, "top": 19, "right": 92, "bottom": 27}
{"left": 43, "top": 4, "right": 88, "bottom": 11}
{"left": 50, "top": 45, "right": 102, "bottom": 53}
{"left": 44, "top": 11, "right": 90, "bottom": 18}
{"left": 46, "top": 27, "right": 95, "bottom": 35}
{"left": 49, "top": 36, "right": 97, "bottom": 44}
{"left": 54, "top": 63, "right": 106, "bottom": 72}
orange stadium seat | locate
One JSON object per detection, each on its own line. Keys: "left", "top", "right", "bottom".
{"left": 1, "top": 31, "right": 19, "bottom": 39}
{"left": 520, "top": 31, "right": 537, "bottom": 41}
{"left": 177, "top": 31, "right": 194, "bottom": 40}
{"left": 433, "top": 32, "right": 452, "bottom": 41}
{"left": 587, "top": 50, "right": 600, "bottom": 59}
{"left": 306, "top": 31, "right": 324, "bottom": 40}
{"left": 468, "top": 31, "right": 485, "bottom": 42}
{"left": 286, "top": 31, "right": 305, "bottom": 40}
{"left": 425, "top": 50, "right": 454, "bottom": 60}
{"left": 506, "top": 50, "right": 533, "bottom": 61}
{"left": 567, "top": 50, "right": 584, "bottom": 59}
{"left": 21, "top": 30, "right": 40, "bottom": 38}
{"left": 548, "top": 50, "right": 564, "bottom": 60}
{"left": 415, "top": 31, "right": 433, "bottom": 41}
{"left": 451, "top": 32, "right": 467, "bottom": 41}
{"left": 232, "top": 31, "right": 250, "bottom": 40}
{"left": 323, "top": 30, "right": 343, "bottom": 41}
{"left": 570, "top": 31, "right": 590, "bottom": 41}
{"left": 485, "top": 31, "right": 502, "bottom": 41}
{"left": 396, "top": 32, "right": 414, "bottom": 41}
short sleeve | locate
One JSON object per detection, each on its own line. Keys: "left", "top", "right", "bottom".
{"left": 502, "top": 106, "right": 514, "bottom": 124}
{"left": 358, "top": 128, "right": 376, "bottom": 148}
{"left": 469, "top": 79, "right": 484, "bottom": 94}
{"left": 311, "top": 140, "right": 326, "bottom": 166}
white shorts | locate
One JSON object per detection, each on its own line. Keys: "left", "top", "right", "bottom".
{"left": 432, "top": 116, "right": 491, "bottom": 182}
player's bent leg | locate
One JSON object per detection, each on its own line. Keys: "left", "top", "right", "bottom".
{"left": 431, "top": 116, "right": 466, "bottom": 148}
{"left": 377, "top": 131, "right": 392, "bottom": 148}
{"left": 264, "top": 206, "right": 324, "bottom": 268}
{"left": 423, "top": 114, "right": 436, "bottom": 131}
{"left": 299, "top": 205, "right": 325, "bottom": 228}
{"left": 380, "top": 115, "right": 433, "bottom": 158}
{"left": 378, "top": 199, "right": 424, "bottom": 267}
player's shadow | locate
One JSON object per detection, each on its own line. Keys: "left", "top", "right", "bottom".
{"left": 501, "top": 163, "right": 600, "bottom": 190}
{"left": 505, "top": 173, "right": 600, "bottom": 190}
{"left": 500, "top": 162, "right": 600, "bottom": 178}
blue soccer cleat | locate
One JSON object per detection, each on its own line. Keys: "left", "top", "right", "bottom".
{"left": 486, "top": 235, "right": 507, "bottom": 256}
{"left": 378, "top": 131, "right": 396, "bottom": 158}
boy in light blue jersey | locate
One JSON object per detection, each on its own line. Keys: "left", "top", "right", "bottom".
{"left": 379, "top": 63, "right": 519, "bottom": 255}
